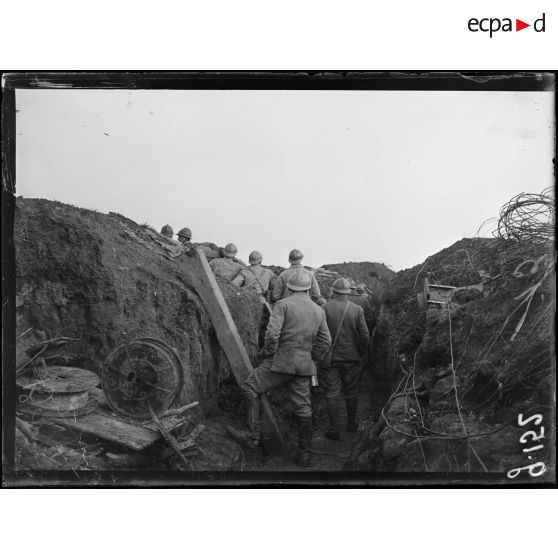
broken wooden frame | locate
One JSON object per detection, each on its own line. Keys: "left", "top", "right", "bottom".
{"left": 418, "top": 277, "right": 486, "bottom": 307}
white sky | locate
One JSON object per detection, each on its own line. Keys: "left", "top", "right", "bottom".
{"left": 15, "top": 88, "right": 554, "bottom": 270}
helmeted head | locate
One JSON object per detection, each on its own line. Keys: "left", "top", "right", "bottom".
{"left": 177, "top": 227, "right": 192, "bottom": 244}
{"left": 288, "top": 248, "right": 304, "bottom": 264}
{"left": 249, "top": 250, "right": 262, "bottom": 265}
{"left": 356, "top": 283, "right": 366, "bottom": 294}
{"left": 161, "top": 224, "right": 174, "bottom": 238}
{"left": 332, "top": 278, "right": 351, "bottom": 295}
{"left": 348, "top": 278, "right": 357, "bottom": 290}
{"left": 224, "top": 243, "right": 238, "bottom": 258}
{"left": 287, "top": 270, "right": 312, "bottom": 292}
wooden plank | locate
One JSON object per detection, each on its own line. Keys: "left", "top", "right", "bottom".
{"left": 189, "top": 249, "right": 286, "bottom": 451}
{"left": 188, "top": 249, "right": 252, "bottom": 384}
{"left": 54, "top": 409, "right": 187, "bottom": 451}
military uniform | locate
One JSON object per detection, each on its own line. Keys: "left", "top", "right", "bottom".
{"left": 320, "top": 297, "right": 369, "bottom": 399}
{"left": 319, "top": 293, "right": 369, "bottom": 437}
{"left": 235, "top": 264, "right": 276, "bottom": 299}
{"left": 209, "top": 257, "right": 244, "bottom": 283}
{"left": 272, "top": 264, "right": 323, "bottom": 304}
{"left": 238, "top": 291, "right": 330, "bottom": 466}
{"left": 243, "top": 291, "right": 331, "bottom": 416}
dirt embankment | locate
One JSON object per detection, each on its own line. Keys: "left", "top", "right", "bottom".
{"left": 14, "top": 198, "right": 262, "bottom": 416}
{"left": 348, "top": 237, "right": 555, "bottom": 475}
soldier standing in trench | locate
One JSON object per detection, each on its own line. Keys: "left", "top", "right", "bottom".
{"left": 160, "top": 224, "right": 175, "bottom": 239}
{"left": 319, "top": 278, "right": 369, "bottom": 440}
{"left": 272, "top": 248, "right": 326, "bottom": 306}
{"left": 209, "top": 243, "right": 246, "bottom": 281}
{"left": 176, "top": 227, "right": 223, "bottom": 260}
{"left": 233, "top": 250, "right": 276, "bottom": 300}
{"left": 177, "top": 227, "right": 194, "bottom": 248}
{"left": 347, "top": 279, "right": 377, "bottom": 392}
{"left": 233, "top": 250, "right": 278, "bottom": 347}
{"left": 226, "top": 270, "right": 331, "bottom": 467}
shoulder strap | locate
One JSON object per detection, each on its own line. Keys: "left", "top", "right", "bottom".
{"left": 330, "top": 301, "right": 350, "bottom": 351}
{"left": 245, "top": 267, "right": 267, "bottom": 293}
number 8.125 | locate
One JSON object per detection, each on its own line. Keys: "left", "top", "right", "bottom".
{"left": 507, "top": 413, "right": 546, "bottom": 479}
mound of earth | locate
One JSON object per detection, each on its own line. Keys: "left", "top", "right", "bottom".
{"left": 322, "top": 261, "right": 395, "bottom": 283}
{"left": 349, "top": 237, "right": 554, "bottom": 476}
{"left": 14, "top": 197, "right": 262, "bottom": 415}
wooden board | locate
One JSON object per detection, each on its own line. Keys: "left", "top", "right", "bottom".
{"left": 189, "top": 249, "right": 286, "bottom": 450}
{"left": 53, "top": 408, "right": 187, "bottom": 451}
{"left": 189, "top": 249, "right": 253, "bottom": 384}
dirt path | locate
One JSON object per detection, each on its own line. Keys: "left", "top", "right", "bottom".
{"left": 238, "top": 391, "right": 372, "bottom": 472}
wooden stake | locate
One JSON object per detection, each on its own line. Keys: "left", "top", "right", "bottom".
{"left": 150, "top": 406, "right": 192, "bottom": 470}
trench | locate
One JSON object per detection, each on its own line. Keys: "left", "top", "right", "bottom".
{"left": 13, "top": 199, "right": 554, "bottom": 476}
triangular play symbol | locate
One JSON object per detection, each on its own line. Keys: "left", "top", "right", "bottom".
{"left": 516, "top": 19, "right": 530, "bottom": 31}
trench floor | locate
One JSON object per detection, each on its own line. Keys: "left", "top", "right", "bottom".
{"left": 241, "top": 391, "right": 373, "bottom": 472}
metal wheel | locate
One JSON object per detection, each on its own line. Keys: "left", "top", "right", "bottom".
{"left": 102, "top": 338, "right": 184, "bottom": 419}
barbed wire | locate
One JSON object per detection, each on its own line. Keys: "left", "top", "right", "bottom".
{"left": 496, "top": 187, "right": 554, "bottom": 244}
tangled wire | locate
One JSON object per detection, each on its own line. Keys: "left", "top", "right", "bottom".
{"left": 496, "top": 187, "right": 554, "bottom": 244}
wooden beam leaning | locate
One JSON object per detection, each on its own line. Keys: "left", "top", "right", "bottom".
{"left": 188, "top": 248, "right": 286, "bottom": 451}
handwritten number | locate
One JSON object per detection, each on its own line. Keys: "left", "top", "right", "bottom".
{"left": 507, "top": 462, "right": 546, "bottom": 479}
{"left": 523, "top": 444, "right": 544, "bottom": 453}
{"left": 520, "top": 427, "right": 545, "bottom": 444}
{"left": 517, "top": 413, "right": 542, "bottom": 427}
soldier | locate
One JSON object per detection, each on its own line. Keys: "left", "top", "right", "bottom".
{"left": 177, "top": 227, "right": 193, "bottom": 248}
{"left": 160, "top": 224, "right": 180, "bottom": 247}
{"left": 347, "top": 279, "right": 366, "bottom": 309}
{"left": 227, "top": 270, "right": 331, "bottom": 466}
{"left": 234, "top": 250, "right": 277, "bottom": 301}
{"left": 352, "top": 282, "right": 377, "bottom": 393}
{"left": 319, "top": 277, "right": 369, "bottom": 440}
{"left": 234, "top": 250, "right": 278, "bottom": 347}
{"left": 272, "top": 249, "right": 326, "bottom": 305}
{"left": 209, "top": 243, "right": 245, "bottom": 282}
{"left": 356, "top": 282, "right": 367, "bottom": 296}
{"left": 160, "top": 224, "right": 174, "bottom": 239}
{"left": 347, "top": 279, "right": 376, "bottom": 330}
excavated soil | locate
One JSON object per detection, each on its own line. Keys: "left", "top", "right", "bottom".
{"left": 349, "top": 237, "right": 555, "bottom": 477}
{"left": 13, "top": 198, "right": 267, "bottom": 472}
{"left": 15, "top": 197, "right": 262, "bottom": 414}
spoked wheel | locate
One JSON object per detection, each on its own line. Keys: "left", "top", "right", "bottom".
{"left": 102, "top": 338, "right": 184, "bottom": 419}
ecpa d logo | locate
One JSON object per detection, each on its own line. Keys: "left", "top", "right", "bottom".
{"left": 468, "top": 13, "right": 545, "bottom": 37}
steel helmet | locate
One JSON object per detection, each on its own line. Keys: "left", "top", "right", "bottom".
{"left": 356, "top": 283, "right": 366, "bottom": 294}
{"left": 249, "top": 250, "right": 262, "bottom": 264}
{"left": 177, "top": 227, "right": 192, "bottom": 240}
{"left": 287, "top": 270, "right": 312, "bottom": 291}
{"left": 288, "top": 248, "right": 304, "bottom": 264}
{"left": 224, "top": 243, "right": 238, "bottom": 257}
{"left": 348, "top": 278, "right": 357, "bottom": 290}
{"left": 161, "top": 224, "right": 174, "bottom": 237}
{"left": 332, "top": 278, "right": 351, "bottom": 294}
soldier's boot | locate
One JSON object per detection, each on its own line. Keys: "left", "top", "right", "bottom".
{"left": 346, "top": 397, "right": 359, "bottom": 432}
{"left": 294, "top": 416, "right": 313, "bottom": 467}
{"left": 226, "top": 395, "right": 260, "bottom": 449}
{"left": 324, "top": 398, "right": 341, "bottom": 441}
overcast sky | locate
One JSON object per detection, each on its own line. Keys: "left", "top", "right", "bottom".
{"left": 15, "top": 88, "right": 554, "bottom": 270}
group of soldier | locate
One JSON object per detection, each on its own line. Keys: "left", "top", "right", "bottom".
{"left": 160, "top": 224, "right": 375, "bottom": 467}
